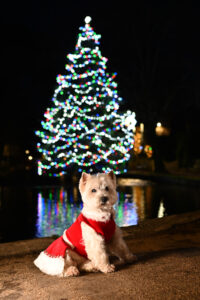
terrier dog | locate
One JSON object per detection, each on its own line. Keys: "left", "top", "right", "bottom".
{"left": 34, "top": 171, "right": 136, "bottom": 277}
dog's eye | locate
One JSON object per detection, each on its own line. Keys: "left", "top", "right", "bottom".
{"left": 92, "top": 189, "right": 97, "bottom": 193}
{"left": 105, "top": 186, "right": 109, "bottom": 191}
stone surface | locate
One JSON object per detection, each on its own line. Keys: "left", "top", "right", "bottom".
{"left": 0, "top": 210, "right": 200, "bottom": 299}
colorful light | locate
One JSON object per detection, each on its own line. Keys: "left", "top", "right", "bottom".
{"left": 36, "top": 16, "right": 136, "bottom": 176}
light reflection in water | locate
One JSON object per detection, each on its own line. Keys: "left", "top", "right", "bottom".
{"left": 36, "top": 188, "right": 83, "bottom": 238}
{"left": 1, "top": 178, "right": 200, "bottom": 243}
{"left": 114, "top": 192, "right": 138, "bottom": 227}
{"left": 35, "top": 179, "right": 158, "bottom": 238}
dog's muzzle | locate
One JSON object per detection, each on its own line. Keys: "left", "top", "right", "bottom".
{"left": 101, "top": 196, "right": 108, "bottom": 204}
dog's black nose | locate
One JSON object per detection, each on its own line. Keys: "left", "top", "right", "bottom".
{"left": 101, "top": 196, "right": 108, "bottom": 204}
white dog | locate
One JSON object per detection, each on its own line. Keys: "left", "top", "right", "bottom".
{"left": 34, "top": 171, "right": 136, "bottom": 277}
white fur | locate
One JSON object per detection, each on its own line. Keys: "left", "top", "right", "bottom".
{"left": 81, "top": 222, "right": 115, "bottom": 273}
{"left": 82, "top": 207, "right": 112, "bottom": 222}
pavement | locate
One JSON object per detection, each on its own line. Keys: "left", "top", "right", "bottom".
{"left": 0, "top": 210, "right": 200, "bottom": 300}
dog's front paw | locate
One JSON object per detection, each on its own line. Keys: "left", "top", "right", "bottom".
{"left": 101, "top": 264, "right": 115, "bottom": 273}
{"left": 125, "top": 253, "right": 138, "bottom": 264}
{"left": 63, "top": 266, "right": 80, "bottom": 277}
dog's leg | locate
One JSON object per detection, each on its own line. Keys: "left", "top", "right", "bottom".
{"left": 62, "top": 249, "right": 80, "bottom": 277}
{"left": 107, "top": 226, "right": 137, "bottom": 264}
{"left": 66, "top": 249, "right": 98, "bottom": 273}
{"left": 81, "top": 222, "right": 115, "bottom": 273}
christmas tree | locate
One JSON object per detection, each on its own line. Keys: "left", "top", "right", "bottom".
{"left": 36, "top": 16, "right": 136, "bottom": 176}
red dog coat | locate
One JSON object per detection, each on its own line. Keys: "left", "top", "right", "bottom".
{"left": 45, "top": 213, "right": 116, "bottom": 258}
{"left": 34, "top": 213, "right": 116, "bottom": 275}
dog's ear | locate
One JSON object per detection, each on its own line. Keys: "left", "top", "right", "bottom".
{"left": 108, "top": 170, "right": 116, "bottom": 187}
{"left": 79, "top": 172, "right": 90, "bottom": 192}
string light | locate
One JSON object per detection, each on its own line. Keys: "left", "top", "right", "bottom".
{"left": 36, "top": 17, "right": 136, "bottom": 176}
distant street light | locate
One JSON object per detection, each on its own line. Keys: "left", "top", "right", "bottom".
{"left": 155, "top": 122, "right": 170, "bottom": 136}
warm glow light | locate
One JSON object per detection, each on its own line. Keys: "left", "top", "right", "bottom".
{"left": 140, "top": 123, "right": 144, "bottom": 132}
{"left": 158, "top": 200, "right": 165, "bottom": 218}
{"left": 28, "top": 156, "right": 33, "bottom": 160}
{"left": 155, "top": 123, "right": 170, "bottom": 136}
{"left": 25, "top": 150, "right": 30, "bottom": 154}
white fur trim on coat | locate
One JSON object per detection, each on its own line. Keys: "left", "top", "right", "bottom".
{"left": 62, "top": 230, "right": 74, "bottom": 248}
{"left": 34, "top": 251, "right": 64, "bottom": 276}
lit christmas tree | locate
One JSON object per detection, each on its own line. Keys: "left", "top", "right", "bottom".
{"left": 36, "top": 16, "right": 136, "bottom": 176}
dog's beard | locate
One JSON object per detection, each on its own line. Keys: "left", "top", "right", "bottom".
{"left": 100, "top": 200, "right": 112, "bottom": 210}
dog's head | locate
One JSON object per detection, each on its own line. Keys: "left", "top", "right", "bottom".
{"left": 79, "top": 171, "right": 117, "bottom": 210}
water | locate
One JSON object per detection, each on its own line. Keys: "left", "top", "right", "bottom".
{"left": 0, "top": 179, "right": 200, "bottom": 243}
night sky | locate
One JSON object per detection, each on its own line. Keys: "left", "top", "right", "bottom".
{"left": 1, "top": 1, "right": 200, "bottom": 152}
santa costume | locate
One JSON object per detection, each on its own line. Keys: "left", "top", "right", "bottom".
{"left": 34, "top": 213, "right": 116, "bottom": 276}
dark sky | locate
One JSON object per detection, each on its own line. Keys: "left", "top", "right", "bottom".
{"left": 0, "top": 1, "right": 199, "bottom": 150}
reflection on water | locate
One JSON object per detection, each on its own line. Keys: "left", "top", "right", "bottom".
{"left": 36, "top": 188, "right": 83, "bottom": 238}
{"left": 115, "top": 193, "right": 138, "bottom": 227}
{"left": 1, "top": 178, "right": 200, "bottom": 242}
{"left": 158, "top": 200, "right": 165, "bottom": 218}
{"left": 34, "top": 180, "right": 161, "bottom": 238}
{"left": 36, "top": 184, "right": 145, "bottom": 238}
